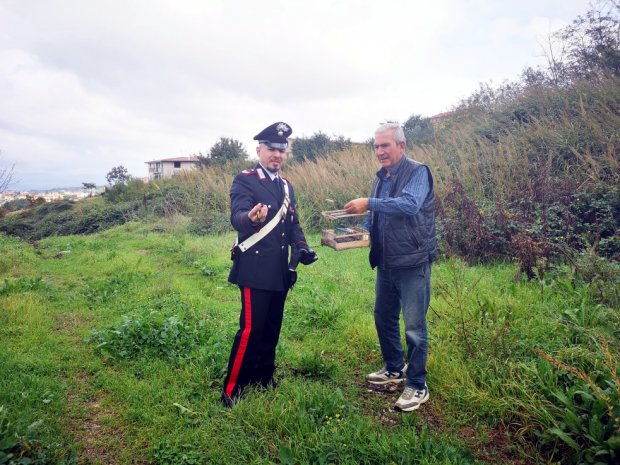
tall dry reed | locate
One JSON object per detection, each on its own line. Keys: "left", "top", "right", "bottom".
{"left": 174, "top": 78, "right": 619, "bottom": 241}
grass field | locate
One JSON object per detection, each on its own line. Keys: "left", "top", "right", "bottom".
{"left": 1, "top": 220, "right": 618, "bottom": 464}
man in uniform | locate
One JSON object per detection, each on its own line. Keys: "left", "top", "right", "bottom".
{"left": 221, "top": 121, "right": 318, "bottom": 407}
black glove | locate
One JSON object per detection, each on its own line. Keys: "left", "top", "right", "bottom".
{"left": 299, "top": 246, "right": 318, "bottom": 265}
{"left": 287, "top": 269, "right": 297, "bottom": 289}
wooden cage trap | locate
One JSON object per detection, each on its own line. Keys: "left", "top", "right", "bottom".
{"left": 321, "top": 210, "right": 370, "bottom": 250}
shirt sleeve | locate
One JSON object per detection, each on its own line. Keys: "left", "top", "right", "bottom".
{"left": 368, "top": 167, "right": 430, "bottom": 216}
{"left": 230, "top": 174, "right": 261, "bottom": 234}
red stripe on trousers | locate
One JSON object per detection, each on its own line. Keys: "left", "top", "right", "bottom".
{"left": 225, "top": 287, "right": 253, "bottom": 398}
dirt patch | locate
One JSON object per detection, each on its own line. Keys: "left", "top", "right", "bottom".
{"left": 53, "top": 312, "right": 93, "bottom": 334}
{"left": 64, "top": 370, "right": 128, "bottom": 465}
{"left": 357, "top": 382, "right": 532, "bottom": 464}
{"left": 420, "top": 399, "right": 532, "bottom": 465}
{"left": 456, "top": 421, "right": 532, "bottom": 465}
{"left": 355, "top": 381, "right": 403, "bottom": 426}
{"left": 40, "top": 250, "right": 71, "bottom": 259}
{"left": 75, "top": 396, "right": 116, "bottom": 464}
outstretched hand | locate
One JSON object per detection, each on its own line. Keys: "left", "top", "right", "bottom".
{"left": 344, "top": 198, "right": 369, "bottom": 214}
{"left": 248, "top": 203, "right": 268, "bottom": 223}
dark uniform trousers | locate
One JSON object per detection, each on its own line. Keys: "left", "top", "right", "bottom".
{"left": 223, "top": 287, "right": 288, "bottom": 400}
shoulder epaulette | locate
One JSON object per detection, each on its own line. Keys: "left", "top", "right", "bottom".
{"left": 241, "top": 168, "right": 266, "bottom": 180}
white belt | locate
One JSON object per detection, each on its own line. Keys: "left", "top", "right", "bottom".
{"left": 235, "top": 180, "right": 290, "bottom": 253}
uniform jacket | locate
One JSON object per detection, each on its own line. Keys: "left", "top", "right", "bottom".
{"left": 369, "top": 158, "right": 438, "bottom": 270}
{"left": 228, "top": 164, "right": 307, "bottom": 291}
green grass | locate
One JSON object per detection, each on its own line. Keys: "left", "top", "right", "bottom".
{"left": 1, "top": 223, "right": 618, "bottom": 464}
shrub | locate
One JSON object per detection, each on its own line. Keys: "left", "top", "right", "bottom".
{"left": 0, "top": 198, "right": 31, "bottom": 212}
{"left": 571, "top": 249, "right": 620, "bottom": 309}
{"left": 147, "top": 183, "right": 195, "bottom": 217}
{"left": 103, "top": 177, "right": 147, "bottom": 203}
{"left": 0, "top": 277, "right": 49, "bottom": 297}
{"left": 89, "top": 310, "right": 208, "bottom": 360}
{"left": 187, "top": 211, "right": 231, "bottom": 235}
{"left": 437, "top": 176, "right": 619, "bottom": 274}
{"left": 150, "top": 440, "right": 203, "bottom": 465}
{"left": 570, "top": 185, "right": 620, "bottom": 260}
{"left": 294, "top": 350, "right": 337, "bottom": 379}
{"left": 0, "top": 199, "right": 142, "bottom": 240}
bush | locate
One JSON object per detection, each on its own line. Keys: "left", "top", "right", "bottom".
{"left": 570, "top": 185, "right": 620, "bottom": 259}
{"left": 150, "top": 440, "right": 203, "bottom": 465}
{"left": 571, "top": 249, "right": 620, "bottom": 308}
{"left": 103, "top": 177, "right": 148, "bottom": 203}
{"left": 0, "top": 198, "right": 31, "bottom": 212}
{"left": 0, "top": 199, "right": 142, "bottom": 240}
{"left": 146, "top": 183, "right": 195, "bottom": 217}
{"left": 294, "top": 350, "right": 337, "bottom": 379}
{"left": 0, "top": 277, "right": 49, "bottom": 297}
{"left": 437, "top": 176, "right": 619, "bottom": 275}
{"left": 291, "top": 132, "right": 352, "bottom": 163}
{"left": 89, "top": 310, "right": 208, "bottom": 360}
{"left": 187, "top": 211, "right": 231, "bottom": 235}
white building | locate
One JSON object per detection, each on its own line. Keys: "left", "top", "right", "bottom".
{"left": 145, "top": 156, "right": 199, "bottom": 180}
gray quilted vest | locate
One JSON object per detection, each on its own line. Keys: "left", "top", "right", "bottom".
{"left": 369, "top": 158, "right": 438, "bottom": 269}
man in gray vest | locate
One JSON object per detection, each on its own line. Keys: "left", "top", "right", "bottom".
{"left": 344, "top": 121, "right": 437, "bottom": 411}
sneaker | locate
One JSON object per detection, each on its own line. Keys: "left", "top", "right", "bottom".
{"left": 394, "top": 385, "right": 429, "bottom": 412}
{"left": 367, "top": 365, "right": 407, "bottom": 385}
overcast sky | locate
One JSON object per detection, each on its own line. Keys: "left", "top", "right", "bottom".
{"left": 1, "top": 0, "right": 590, "bottom": 190}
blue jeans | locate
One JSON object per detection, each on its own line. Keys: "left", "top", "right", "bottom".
{"left": 374, "top": 262, "right": 431, "bottom": 390}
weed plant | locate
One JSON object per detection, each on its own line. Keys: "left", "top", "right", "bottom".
{"left": 89, "top": 311, "right": 208, "bottom": 360}
{"left": 0, "top": 406, "right": 77, "bottom": 464}
{"left": 534, "top": 341, "right": 620, "bottom": 464}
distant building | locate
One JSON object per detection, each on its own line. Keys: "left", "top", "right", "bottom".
{"left": 145, "top": 156, "right": 199, "bottom": 180}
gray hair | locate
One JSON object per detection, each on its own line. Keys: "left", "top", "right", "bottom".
{"left": 375, "top": 121, "right": 406, "bottom": 145}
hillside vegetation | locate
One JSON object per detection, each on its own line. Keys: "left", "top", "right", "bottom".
{"left": 2, "top": 77, "right": 618, "bottom": 273}
{"left": 0, "top": 224, "right": 618, "bottom": 464}
{"left": 1, "top": 3, "right": 619, "bottom": 464}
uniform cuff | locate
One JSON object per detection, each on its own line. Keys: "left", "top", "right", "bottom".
{"left": 239, "top": 212, "right": 261, "bottom": 233}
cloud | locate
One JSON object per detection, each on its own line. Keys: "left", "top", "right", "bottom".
{"left": 0, "top": 0, "right": 593, "bottom": 189}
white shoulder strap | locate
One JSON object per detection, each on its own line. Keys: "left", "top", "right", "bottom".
{"left": 236, "top": 180, "right": 290, "bottom": 253}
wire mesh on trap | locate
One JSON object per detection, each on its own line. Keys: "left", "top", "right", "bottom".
{"left": 321, "top": 210, "right": 370, "bottom": 250}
